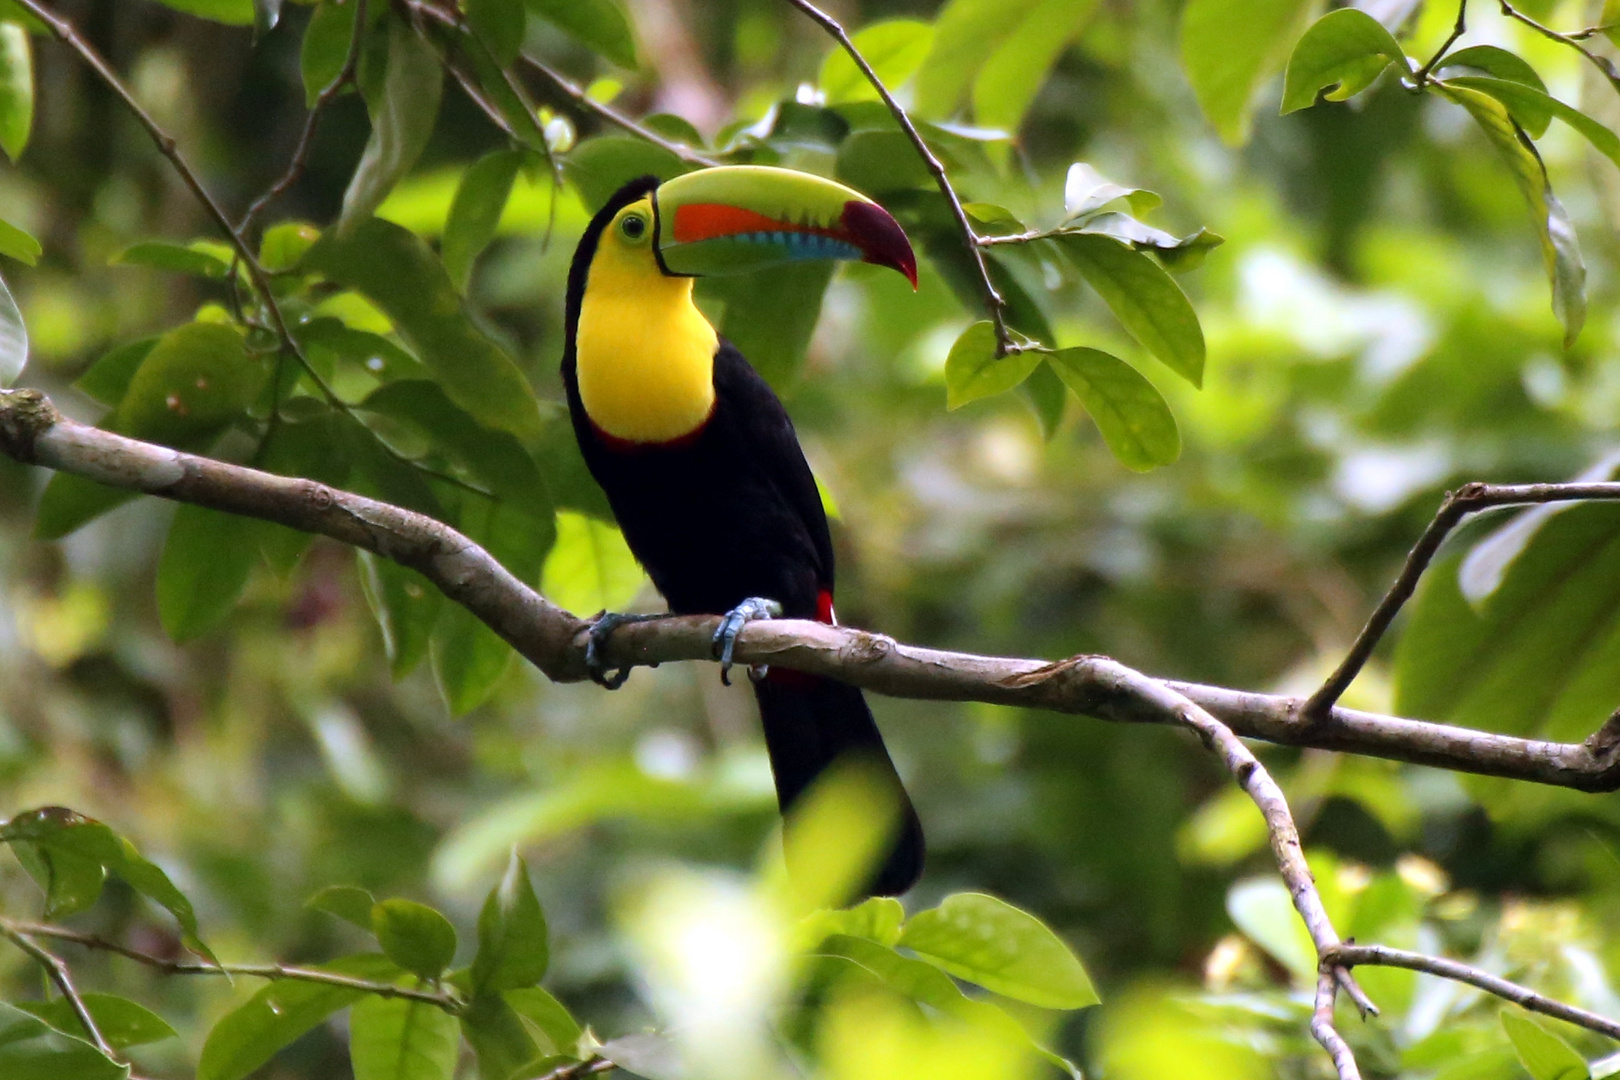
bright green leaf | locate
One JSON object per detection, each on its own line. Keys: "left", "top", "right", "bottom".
{"left": 1435, "top": 44, "right": 1547, "bottom": 93}
{"left": 112, "top": 240, "right": 232, "bottom": 278}
{"left": 503, "top": 987, "right": 580, "bottom": 1057}
{"left": 443, "top": 149, "right": 524, "bottom": 291}
{"left": 1047, "top": 347, "right": 1180, "bottom": 471}
{"left": 18, "top": 993, "right": 178, "bottom": 1051}
{"left": 372, "top": 899, "right": 458, "bottom": 980}
{"left": 819, "top": 20, "right": 934, "bottom": 103}
{"left": 152, "top": 0, "right": 253, "bottom": 25}
{"left": 0, "top": 215, "right": 40, "bottom": 264}
{"left": 460, "top": 992, "right": 542, "bottom": 1080}
{"left": 0, "top": 21, "right": 31, "bottom": 162}
{"left": 340, "top": 16, "right": 444, "bottom": 231}
{"left": 1060, "top": 233, "right": 1205, "bottom": 386}
{"left": 898, "top": 892, "right": 1099, "bottom": 1009}
{"left": 1280, "top": 8, "right": 1407, "bottom": 115}
{"left": 260, "top": 221, "right": 321, "bottom": 271}
{"left": 350, "top": 996, "right": 459, "bottom": 1080}
{"left": 1063, "top": 163, "right": 1160, "bottom": 222}
{"left": 156, "top": 504, "right": 257, "bottom": 642}
{"left": 309, "top": 884, "right": 379, "bottom": 931}
{"left": 1072, "top": 212, "right": 1225, "bottom": 270}
{"left": 972, "top": 0, "right": 1097, "bottom": 133}
{"left": 1502, "top": 1010, "right": 1590, "bottom": 1080}
{"left": 943, "top": 320, "right": 1039, "bottom": 409}
{"left": 0, "top": 1001, "right": 129, "bottom": 1080}
{"left": 472, "top": 851, "right": 549, "bottom": 995}
{"left": 10, "top": 838, "right": 107, "bottom": 919}
{"left": 524, "top": 0, "right": 637, "bottom": 70}
{"left": 540, "top": 510, "right": 645, "bottom": 617}
{"left": 914, "top": 0, "right": 1043, "bottom": 118}
{"left": 198, "top": 954, "right": 403, "bottom": 1080}
{"left": 1226, "top": 876, "right": 1317, "bottom": 980}
{"left": 1443, "top": 75, "right": 1620, "bottom": 169}
{"left": 1181, "top": 0, "right": 1313, "bottom": 144}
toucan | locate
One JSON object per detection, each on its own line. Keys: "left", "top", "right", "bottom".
{"left": 560, "top": 166, "right": 925, "bottom": 895}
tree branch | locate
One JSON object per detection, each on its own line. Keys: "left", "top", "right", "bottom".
{"left": 3, "top": 920, "right": 460, "bottom": 1011}
{"left": 1330, "top": 942, "right": 1620, "bottom": 1042}
{"left": 1499, "top": 0, "right": 1620, "bottom": 95}
{"left": 779, "top": 0, "right": 1016, "bottom": 356}
{"left": 1306, "top": 480, "right": 1620, "bottom": 718}
{"left": 0, "top": 922, "right": 117, "bottom": 1058}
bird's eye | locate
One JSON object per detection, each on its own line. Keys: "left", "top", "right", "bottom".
{"left": 619, "top": 213, "right": 648, "bottom": 242}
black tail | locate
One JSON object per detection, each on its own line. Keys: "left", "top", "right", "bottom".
{"left": 752, "top": 673, "right": 925, "bottom": 896}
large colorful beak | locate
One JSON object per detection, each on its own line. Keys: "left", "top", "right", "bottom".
{"left": 655, "top": 165, "right": 917, "bottom": 288}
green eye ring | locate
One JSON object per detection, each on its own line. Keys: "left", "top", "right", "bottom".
{"left": 618, "top": 212, "right": 649, "bottom": 243}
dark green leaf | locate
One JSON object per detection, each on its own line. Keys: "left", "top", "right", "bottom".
{"left": 502, "top": 988, "right": 580, "bottom": 1056}
{"left": 642, "top": 112, "right": 704, "bottom": 147}
{"left": 301, "top": 0, "right": 366, "bottom": 107}
{"left": 472, "top": 851, "right": 549, "bottom": 995}
{"left": 432, "top": 596, "right": 514, "bottom": 716}
{"left": 340, "top": 16, "right": 444, "bottom": 230}
{"left": 563, "top": 136, "right": 687, "bottom": 212}
{"left": 1047, "top": 347, "right": 1180, "bottom": 471}
{"left": 698, "top": 261, "right": 834, "bottom": 389}
{"left": 297, "top": 317, "right": 428, "bottom": 384}
{"left": 372, "top": 899, "right": 458, "bottom": 980}
{"left": 1280, "top": 8, "right": 1407, "bottom": 115}
{"left": 819, "top": 19, "right": 933, "bottom": 103}
{"left": 1020, "top": 359, "right": 1068, "bottom": 438}
{"left": 444, "top": 149, "right": 524, "bottom": 291}
{"left": 198, "top": 954, "right": 403, "bottom": 1080}
{"left": 1443, "top": 76, "right": 1620, "bottom": 168}
{"left": 898, "top": 892, "right": 1099, "bottom": 1009}
{"left": 0, "top": 21, "right": 30, "bottom": 162}
{"left": 156, "top": 503, "right": 257, "bottom": 642}
{"left": 253, "top": 0, "right": 282, "bottom": 38}
{"left": 1060, "top": 233, "right": 1205, "bottom": 386}
{"left": 1072, "top": 212, "right": 1225, "bottom": 270}
{"left": 349, "top": 995, "right": 459, "bottom": 1080}
{"left": 18, "top": 993, "right": 178, "bottom": 1050}
{"left": 308, "top": 884, "right": 379, "bottom": 931}
{"left": 943, "top": 320, "right": 1039, "bottom": 409}
{"left": 524, "top": 0, "right": 637, "bottom": 70}
{"left": 0, "top": 1001, "right": 129, "bottom": 1080}
{"left": 151, "top": 0, "right": 253, "bottom": 25}
{"left": 112, "top": 240, "right": 232, "bottom": 278}
{"left": 461, "top": 993, "right": 542, "bottom": 1080}
{"left": 0, "top": 215, "right": 39, "bottom": 264}
{"left": 0, "top": 265, "right": 23, "bottom": 387}
{"left": 1439, "top": 83, "right": 1585, "bottom": 347}
{"left": 11, "top": 839, "right": 107, "bottom": 919}
{"left": 1502, "top": 1010, "right": 1590, "bottom": 1080}
{"left": 467, "top": 0, "right": 526, "bottom": 66}
{"left": 304, "top": 218, "right": 543, "bottom": 443}
{"left": 1435, "top": 44, "right": 1547, "bottom": 92}
{"left": 1181, "top": 0, "right": 1313, "bottom": 144}
{"left": 0, "top": 807, "right": 216, "bottom": 962}
{"left": 836, "top": 129, "right": 934, "bottom": 194}
{"left": 962, "top": 202, "right": 1025, "bottom": 236}
{"left": 72, "top": 338, "right": 157, "bottom": 406}
{"left": 251, "top": 410, "right": 351, "bottom": 574}
{"left": 358, "top": 552, "right": 443, "bottom": 678}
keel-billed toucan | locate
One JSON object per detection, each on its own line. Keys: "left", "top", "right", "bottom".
{"left": 561, "top": 166, "right": 924, "bottom": 895}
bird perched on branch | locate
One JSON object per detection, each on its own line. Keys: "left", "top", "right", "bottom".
{"left": 561, "top": 166, "right": 924, "bottom": 895}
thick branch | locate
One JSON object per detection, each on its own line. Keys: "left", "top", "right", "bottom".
{"left": 5, "top": 920, "right": 459, "bottom": 1011}
{"left": 1331, "top": 943, "right": 1620, "bottom": 1042}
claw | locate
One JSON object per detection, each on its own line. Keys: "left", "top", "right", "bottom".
{"left": 586, "top": 611, "right": 666, "bottom": 689}
{"left": 713, "top": 597, "right": 783, "bottom": 686}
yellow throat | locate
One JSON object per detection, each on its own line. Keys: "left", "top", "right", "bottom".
{"left": 576, "top": 197, "right": 719, "bottom": 443}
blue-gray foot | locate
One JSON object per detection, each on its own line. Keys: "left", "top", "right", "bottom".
{"left": 713, "top": 597, "right": 783, "bottom": 686}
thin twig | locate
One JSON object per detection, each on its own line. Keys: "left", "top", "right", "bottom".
{"left": 779, "top": 0, "right": 1017, "bottom": 356}
{"left": 0, "top": 923, "right": 117, "bottom": 1058}
{"left": 1306, "top": 481, "right": 1620, "bottom": 718}
{"left": 5, "top": 920, "right": 461, "bottom": 1011}
{"left": 1311, "top": 970, "right": 1362, "bottom": 1080}
{"left": 1331, "top": 943, "right": 1620, "bottom": 1041}
{"left": 1499, "top": 0, "right": 1620, "bottom": 94}
{"left": 239, "top": 0, "right": 371, "bottom": 237}
{"left": 1413, "top": 0, "right": 1468, "bottom": 84}
{"left": 537, "top": 1057, "right": 615, "bottom": 1080}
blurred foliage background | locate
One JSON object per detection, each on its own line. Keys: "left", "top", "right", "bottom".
{"left": 8, "top": 0, "right": 1620, "bottom": 1076}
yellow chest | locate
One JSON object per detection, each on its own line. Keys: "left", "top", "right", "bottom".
{"left": 575, "top": 256, "right": 718, "bottom": 444}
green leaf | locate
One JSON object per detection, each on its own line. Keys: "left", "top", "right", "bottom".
{"left": 943, "top": 320, "right": 1039, "bottom": 409}
{"left": 1502, "top": 1010, "right": 1590, "bottom": 1080}
{"left": 1443, "top": 75, "right": 1620, "bottom": 169}
{"left": 467, "top": 0, "right": 526, "bottom": 66}
{"left": 1435, "top": 44, "right": 1548, "bottom": 93}
{"left": 10, "top": 838, "right": 107, "bottom": 918}
{"left": 260, "top": 221, "right": 321, "bottom": 271}
{"left": 524, "top": 0, "right": 637, "bottom": 70}
{"left": 460, "top": 992, "right": 542, "bottom": 1080}
{"left": 1280, "top": 8, "right": 1407, "bottom": 115}
{"left": 472, "top": 851, "right": 549, "bottom": 995}
{"left": 156, "top": 504, "right": 257, "bottom": 642}
{"left": 698, "top": 261, "right": 834, "bottom": 388}
{"left": 1394, "top": 503, "right": 1620, "bottom": 742}
{"left": 914, "top": 0, "right": 1043, "bottom": 118}
{"left": 340, "top": 16, "right": 444, "bottom": 231}
{"left": 971, "top": 0, "right": 1098, "bottom": 133}
{"left": 304, "top": 217, "right": 543, "bottom": 442}
{"left": 1226, "top": 876, "right": 1317, "bottom": 980}
{"left": 819, "top": 19, "right": 934, "bottom": 103}
{"left": 0, "top": 20, "right": 31, "bottom": 162}
{"left": 72, "top": 338, "right": 157, "bottom": 406}
{"left": 502, "top": 988, "right": 580, "bottom": 1056}
{"left": 1063, "top": 162, "right": 1161, "bottom": 221}
{"left": 1181, "top": 0, "right": 1313, "bottom": 144}
{"left": 301, "top": 0, "right": 366, "bottom": 106}
{"left": 898, "top": 892, "right": 1099, "bottom": 1009}
{"left": 0, "top": 215, "right": 39, "bottom": 264}
{"left": 1047, "top": 347, "right": 1180, "bottom": 471}
{"left": 1439, "top": 83, "right": 1585, "bottom": 347}
{"left": 309, "top": 884, "right": 379, "bottom": 931}
{"left": 253, "top": 0, "right": 282, "bottom": 38}
{"left": 540, "top": 510, "right": 645, "bottom": 617}
{"left": 563, "top": 135, "right": 687, "bottom": 212}
{"left": 0, "top": 264, "right": 24, "bottom": 387}
{"left": 17, "top": 993, "right": 178, "bottom": 1050}
{"left": 443, "top": 149, "right": 524, "bottom": 291}
{"left": 358, "top": 552, "right": 443, "bottom": 678}
{"left": 1060, "top": 233, "right": 1205, "bottom": 386}
{"left": 112, "top": 240, "right": 232, "bottom": 278}
{"left": 1020, "top": 359, "right": 1068, "bottom": 438}
{"left": 198, "top": 954, "right": 403, "bottom": 1080}
{"left": 0, "top": 807, "right": 217, "bottom": 962}
{"left": 798, "top": 896, "right": 906, "bottom": 948}
{"left": 372, "top": 899, "right": 458, "bottom": 981}
{"left": 0, "top": 1001, "right": 129, "bottom": 1080}
{"left": 835, "top": 129, "right": 935, "bottom": 195}
{"left": 1072, "top": 212, "right": 1225, "bottom": 270}
{"left": 151, "top": 0, "right": 253, "bottom": 25}
{"left": 350, "top": 996, "right": 459, "bottom": 1080}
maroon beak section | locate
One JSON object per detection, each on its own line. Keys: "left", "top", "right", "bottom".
{"left": 841, "top": 200, "right": 918, "bottom": 289}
